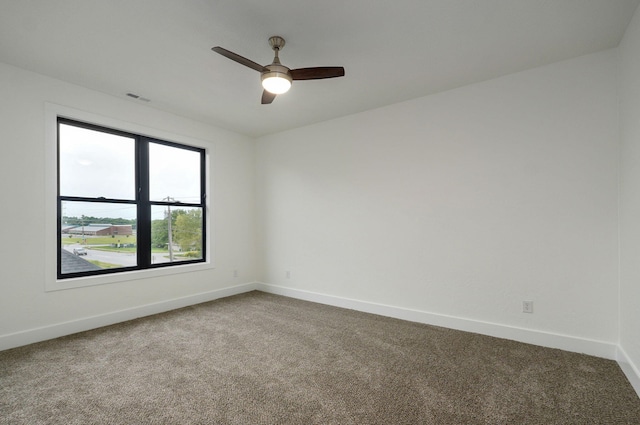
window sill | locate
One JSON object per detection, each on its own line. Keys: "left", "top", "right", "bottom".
{"left": 46, "top": 261, "right": 215, "bottom": 292}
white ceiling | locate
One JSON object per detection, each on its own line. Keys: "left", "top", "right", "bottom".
{"left": 0, "top": 0, "right": 638, "bottom": 137}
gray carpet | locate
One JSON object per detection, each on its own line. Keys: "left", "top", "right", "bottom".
{"left": 1, "top": 291, "right": 639, "bottom": 424}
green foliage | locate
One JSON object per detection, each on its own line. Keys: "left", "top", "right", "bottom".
{"left": 174, "top": 209, "right": 202, "bottom": 252}
{"left": 86, "top": 260, "right": 122, "bottom": 269}
{"left": 151, "top": 208, "right": 202, "bottom": 252}
{"left": 151, "top": 219, "right": 168, "bottom": 248}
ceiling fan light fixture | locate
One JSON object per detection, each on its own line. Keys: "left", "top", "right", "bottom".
{"left": 261, "top": 70, "right": 292, "bottom": 94}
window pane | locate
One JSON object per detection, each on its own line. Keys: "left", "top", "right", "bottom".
{"left": 60, "top": 201, "right": 137, "bottom": 274}
{"left": 149, "top": 143, "right": 201, "bottom": 203}
{"left": 151, "top": 205, "right": 203, "bottom": 264}
{"left": 59, "top": 124, "right": 136, "bottom": 200}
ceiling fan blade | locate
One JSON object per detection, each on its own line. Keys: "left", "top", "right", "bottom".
{"left": 290, "top": 67, "right": 345, "bottom": 80}
{"left": 261, "top": 90, "right": 277, "bottom": 104}
{"left": 211, "top": 46, "right": 267, "bottom": 72}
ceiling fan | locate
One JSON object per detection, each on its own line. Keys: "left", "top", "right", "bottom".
{"left": 212, "top": 36, "right": 345, "bottom": 104}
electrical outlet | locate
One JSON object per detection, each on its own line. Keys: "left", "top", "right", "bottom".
{"left": 285, "top": 270, "right": 291, "bottom": 279}
{"left": 233, "top": 269, "right": 238, "bottom": 278}
{"left": 522, "top": 301, "right": 534, "bottom": 314}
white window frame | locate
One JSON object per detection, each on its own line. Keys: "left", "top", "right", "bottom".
{"left": 44, "top": 103, "right": 214, "bottom": 292}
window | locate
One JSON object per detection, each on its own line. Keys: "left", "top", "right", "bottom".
{"left": 57, "top": 118, "right": 206, "bottom": 279}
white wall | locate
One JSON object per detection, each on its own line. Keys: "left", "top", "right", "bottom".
{"left": 618, "top": 2, "right": 640, "bottom": 389}
{"left": 0, "top": 62, "right": 257, "bottom": 348}
{"left": 256, "top": 49, "right": 620, "bottom": 352}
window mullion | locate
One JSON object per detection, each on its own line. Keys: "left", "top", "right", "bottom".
{"left": 137, "top": 137, "right": 151, "bottom": 267}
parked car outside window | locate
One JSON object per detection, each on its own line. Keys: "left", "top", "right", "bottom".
{"left": 73, "top": 248, "right": 87, "bottom": 256}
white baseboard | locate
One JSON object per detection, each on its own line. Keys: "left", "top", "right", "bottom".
{"left": 256, "top": 283, "right": 618, "bottom": 361}
{"left": 617, "top": 346, "right": 640, "bottom": 398}
{"left": 0, "top": 282, "right": 258, "bottom": 351}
